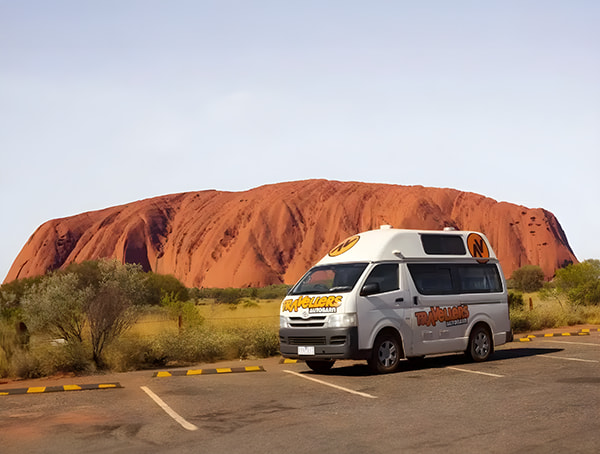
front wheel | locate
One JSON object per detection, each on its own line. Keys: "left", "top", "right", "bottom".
{"left": 467, "top": 325, "right": 493, "bottom": 362}
{"left": 368, "top": 332, "right": 403, "bottom": 374}
{"left": 306, "top": 360, "right": 335, "bottom": 373}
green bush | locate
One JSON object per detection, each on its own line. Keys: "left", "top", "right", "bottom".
{"left": 103, "top": 336, "right": 154, "bottom": 372}
{"left": 146, "top": 273, "right": 189, "bottom": 305}
{"left": 552, "top": 259, "right": 600, "bottom": 306}
{"left": 508, "top": 291, "right": 524, "bottom": 309}
{"left": 9, "top": 341, "right": 93, "bottom": 379}
{"left": 149, "top": 328, "right": 232, "bottom": 365}
{"left": 510, "top": 265, "right": 545, "bottom": 292}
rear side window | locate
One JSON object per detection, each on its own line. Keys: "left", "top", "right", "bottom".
{"left": 421, "top": 234, "right": 466, "bottom": 255}
{"left": 408, "top": 263, "right": 503, "bottom": 295}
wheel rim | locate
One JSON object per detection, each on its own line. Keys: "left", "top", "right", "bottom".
{"left": 378, "top": 340, "right": 398, "bottom": 367}
{"left": 473, "top": 331, "right": 490, "bottom": 358}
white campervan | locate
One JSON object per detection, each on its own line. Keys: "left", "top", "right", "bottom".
{"left": 279, "top": 226, "right": 512, "bottom": 373}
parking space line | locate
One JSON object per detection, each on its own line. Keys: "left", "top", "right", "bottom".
{"left": 283, "top": 370, "right": 377, "bottom": 399}
{"left": 140, "top": 386, "right": 198, "bottom": 431}
{"left": 541, "top": 340, "right": 599, "bottom": 346}
{"left": 538, "top": 356, "right": 598, "bottom": 363}
{"left": 446, "top": 367, "right": 504, "bottom": 378}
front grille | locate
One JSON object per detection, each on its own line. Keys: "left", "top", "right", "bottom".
{"left": 288, "top": 336, "right": 327, "bottom": 345}
{"left": 289, "top": 316, "right": 326, "bottom": 328}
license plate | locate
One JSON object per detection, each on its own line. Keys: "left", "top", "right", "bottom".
{"left": 298, "top": 346, "right": 315, "bottom": 355}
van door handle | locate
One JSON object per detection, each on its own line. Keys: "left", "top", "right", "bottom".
{"left": 413, "top": 296, "right": 419, "bottom": 305}
{"left": 395, "top": 297, "right": 404, "bottom": 303}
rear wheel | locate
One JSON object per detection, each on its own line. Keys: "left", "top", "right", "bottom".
{"left": 306, "top": 360, "right": 335, "bottom": 373}
{"left": 467, "top": 325, "right": 493, "bottom": 362}
{"left": 368, "top": 332, "right": 403, "bottom": 374}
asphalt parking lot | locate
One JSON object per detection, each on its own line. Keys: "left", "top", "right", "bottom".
{"left": 1, "top": 329, "right": 599, "bottom": 454}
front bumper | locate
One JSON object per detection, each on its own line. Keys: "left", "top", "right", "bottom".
{"left": 279, "top": 326, "right": 361, "bottom": 360}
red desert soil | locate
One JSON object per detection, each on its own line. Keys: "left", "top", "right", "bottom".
{"left": 5, "top": 180, "right": 576, "bottom": 287}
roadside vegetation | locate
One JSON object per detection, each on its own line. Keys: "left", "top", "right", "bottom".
{"left": 1, "top": 258, "right": 599, "bottom": 379}
{"left": 0, "top": 259, "right": 288, "bottom": 379}
{"left": 508, "top": 260, "right": 600, "bottom": 332}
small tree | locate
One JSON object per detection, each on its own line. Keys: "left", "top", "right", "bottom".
{"left": 145, "top": 272, "right": 189, "bottom": 305}
{"left": 160, "top": 291, "right": 203, "bottom": 332}
{"left": 23, "top": 273, "right": 90, "bottom": 343}
{"left": 86, "top": 260, "right": 147, "bottom": 366}
{"left": 510, "top": 265, "right": 545, "bottom": 292}
{"left": 23, "top": 259, "right": 148, "bottom": 367}
{"left": 552, "top": 259, "right": 600, "bottom": 306}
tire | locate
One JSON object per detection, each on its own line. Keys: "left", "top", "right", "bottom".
{"left": 368, "top": 332, "right": 403, "bottom": 374}
{"left": 467, "top": 324, "right": 493, "bottom": 362}
{"left": 306, "top": 360, "right": 335, "bottom": 373}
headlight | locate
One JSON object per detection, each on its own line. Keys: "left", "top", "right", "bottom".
{"left": 326, "top": 313, "right": 357, "bottom": 328}
{"left": 280, "top": 316, "right": 289, "bottom": 329}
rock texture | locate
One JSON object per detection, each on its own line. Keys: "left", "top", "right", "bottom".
{"left": 5, "top": 180, "right": 576, "bottom": 287}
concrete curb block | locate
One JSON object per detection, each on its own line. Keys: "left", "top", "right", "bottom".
{"left": 516, "top": 328, "right": 598, "bottom": 342}
{"left": 0, "top": 382, "right": 122, "bottom": 396}
{"left": 153, "top": 365, "right": 265, "bottom": 377}
{"left": 279, "top": 358, "right": 299, "bottom": 364}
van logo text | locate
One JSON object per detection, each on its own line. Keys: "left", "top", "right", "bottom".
{"left": 415, "top": 305, "right": 470, "bottom": 327}
{"left": 282, "top": 295, "right": 343, "bottom": 313}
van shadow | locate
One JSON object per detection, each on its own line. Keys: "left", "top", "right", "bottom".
{"left": 310, "top": 347, "right": 564, "bottom": 377}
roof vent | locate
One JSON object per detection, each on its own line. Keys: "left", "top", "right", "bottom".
{"left": 380, "top": 225, "right": 392, "bottom": 230}
{"left": 443, "top": 226, "right": 456, "bottom": 231}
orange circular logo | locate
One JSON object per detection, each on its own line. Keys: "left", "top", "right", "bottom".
{"left": 328, "top": 235, "right": 360, "bottom": 257}
{"left": 467, "top": 233, "right": 490, "bottom": 263}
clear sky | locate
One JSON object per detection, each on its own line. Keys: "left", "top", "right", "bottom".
{"left": 1, "top": 1, "right": 599, "bottom": 282}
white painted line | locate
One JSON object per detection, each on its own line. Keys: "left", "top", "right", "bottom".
{"left": 140, "top": 386, "right": 199, "bottom": 431}
{"left": 447, "top": 367, "right": 504, "bottom": 378}
{"left": 283, "top": 370, "right": 377, "bottom": 399}
{"left": 542, "top": 340, "right": 598, "bottom": 346}
{"left": 539, "top": 355, "right": 598, "bottom": 363}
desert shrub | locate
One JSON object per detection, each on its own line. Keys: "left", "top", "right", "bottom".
{"left": 256, "top": 284, "right": 291, "bottom": 300}
{"left": 9, "top": 341, "right": 93, "bottom": 378}
{"left": 0, "top": 320, "right": 19, "bottom": 377}
{"left": 160, "top": 292, "right": 204, "bottom": 330}
{"left": 508, "top": 291, "right": 524, "bottom": 309}
{"left": 0, "top": 276, "right": 44, "bottom": 320}
{"left": 247, "top": 325, "right": 280, "bottom": 357}
{"left": 103, "top": 336, "right": 154, "bottom": 372}
{"left": 22, "top": 259, "right": 146, "bottom": 367}
{"left": 226, "top": 325, "right": 280, "bottom": 359}
{"left": 145, "top": 272, "right": 189, "bottom": 305}
{"left": 510, "top": 265, "right": 545, "bottom": 292}
{"left": 149, "top": 328, "right": 231, "bottom": 365}
{"left": 552, "top": 259, "right": 600, "bottom": 306}
{"left": 22, "top": 273, "right": 89, "bottom": 343}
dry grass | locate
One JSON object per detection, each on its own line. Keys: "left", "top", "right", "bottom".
{"left": 129, "top": 299, "right": 280, "bottom": 337}
{"left": 510, "top": 292, "right": 600, "bottom": 333}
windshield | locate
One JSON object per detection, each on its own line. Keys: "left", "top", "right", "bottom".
{"left": 289, "top": 263, "right": 368, "bottom": 295}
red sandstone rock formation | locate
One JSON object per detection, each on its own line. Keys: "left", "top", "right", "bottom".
{"left": 4, "top": 180, "right": 576, "bottom": 287}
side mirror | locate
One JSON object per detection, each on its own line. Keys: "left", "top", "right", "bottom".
{"left": 360, "top": 282, "right": 380, "bottom": 297}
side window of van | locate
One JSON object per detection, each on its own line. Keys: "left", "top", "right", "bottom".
{"left": 408, "top": 264, "right": 454, "bottom": 295}
{"left": 408, "top": 263, "right": 502, "bottom": 295}
{"left": 364, "top": 264, "right": 399, "bottom": 294}
{"left": 457, "top": 265, "right": 503, "bottom": 293}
